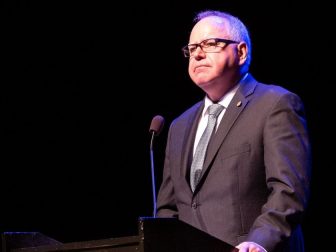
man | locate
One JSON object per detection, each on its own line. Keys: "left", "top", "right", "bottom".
{"left": 156, "top": 10, "right": 311, "bottom": 252}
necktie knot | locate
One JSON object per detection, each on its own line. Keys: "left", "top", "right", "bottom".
{"left": 208, "top": 104, "right": 224, "bottom": 118}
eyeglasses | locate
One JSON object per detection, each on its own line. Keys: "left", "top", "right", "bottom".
{"left": 182, "top": 38, "right": 239, "bottom": 58}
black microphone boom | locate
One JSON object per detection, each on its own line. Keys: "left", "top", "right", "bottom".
{"left": 149, "top": 115, "right": 165, "bottom": 217}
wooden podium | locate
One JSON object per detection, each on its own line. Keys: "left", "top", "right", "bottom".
{"left": 2, "top": 217, "right": 238, "bottom": 252}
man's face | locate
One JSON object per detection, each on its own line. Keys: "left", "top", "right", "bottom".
{"left": 188, "top": 17, "right": 240, "bottom": 90}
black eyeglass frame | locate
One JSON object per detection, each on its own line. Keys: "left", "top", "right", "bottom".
{"left": 182, "top": 38, "right": 239, "bottom": 58}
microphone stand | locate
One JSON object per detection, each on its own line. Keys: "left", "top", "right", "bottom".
{"left": 149, "top": 130, "right": 157, "bottom": 218}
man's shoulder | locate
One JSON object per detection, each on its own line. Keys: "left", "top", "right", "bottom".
{"left": 256, "top": 82, "right": 293, "bottom": 96}
{"left": 244, "top": 74, "right": 303, "bottom": 106}
{"left": 247, "top": 74, "right": 293, "bottom": 96}
{"left": 246, "top": 75, "right": 297, "bottom": 100}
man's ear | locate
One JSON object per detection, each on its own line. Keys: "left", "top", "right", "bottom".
{"left": 237, "top": 42, "right": 248, "bottom": 66}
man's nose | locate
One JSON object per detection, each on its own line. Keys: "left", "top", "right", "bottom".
{"left": 193, "top": 45, "right": 206, "bottom": 58}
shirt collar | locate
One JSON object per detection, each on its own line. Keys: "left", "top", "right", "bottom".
{"left": 202, "top": 73, "right": 248, "bottom": 117}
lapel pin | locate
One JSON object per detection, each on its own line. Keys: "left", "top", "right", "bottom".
{"left": 236, "top": 101, "right": 242, "bottom": 107}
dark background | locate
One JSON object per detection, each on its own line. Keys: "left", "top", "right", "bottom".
{"left": 1, "top": 1, "right": 334, "bottom": 251}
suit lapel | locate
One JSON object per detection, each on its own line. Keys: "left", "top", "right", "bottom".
{"left": 203, "top": 92, "right": 248, "bottom": 170}
{"left": 180, "top": 102, "right": 204, "bottom": 188}
{"left": 195, "top": 75, "right": 258, "bottom": 192}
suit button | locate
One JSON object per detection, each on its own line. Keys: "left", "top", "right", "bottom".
{"left": 192, "top": 202, "right": 197, "bottom": 209}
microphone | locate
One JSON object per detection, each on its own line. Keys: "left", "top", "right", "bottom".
{"left": 149, "top": 115, "right": 165, "bottom": 217}
{"left": 149, "top": 115, "right": 165, "bottom": 139}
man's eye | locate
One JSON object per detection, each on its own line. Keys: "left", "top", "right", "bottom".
{"left": 189, "top": 46, "right": 197, "bottom": 52}
{"left": 204, "top": 41, "right": 217, "bottom": 47}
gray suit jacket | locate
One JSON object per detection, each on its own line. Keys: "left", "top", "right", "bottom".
{"left": 156, "top": 74, "right": 311, "bottom": 252}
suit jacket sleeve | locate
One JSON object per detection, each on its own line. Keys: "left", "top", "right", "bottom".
{"left": 156, "top": 123, "right": 179, "bottom": 217}
{"left": 246, "top": 92, "right": 311, "bottom": 251}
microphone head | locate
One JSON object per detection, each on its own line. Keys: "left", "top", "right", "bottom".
{"left": 149, "top": 115, "right": 165, "bottom": 136}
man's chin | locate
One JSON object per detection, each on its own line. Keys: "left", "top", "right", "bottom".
{"left": 195, "top": 80, "right": 212, "bottom": 88}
